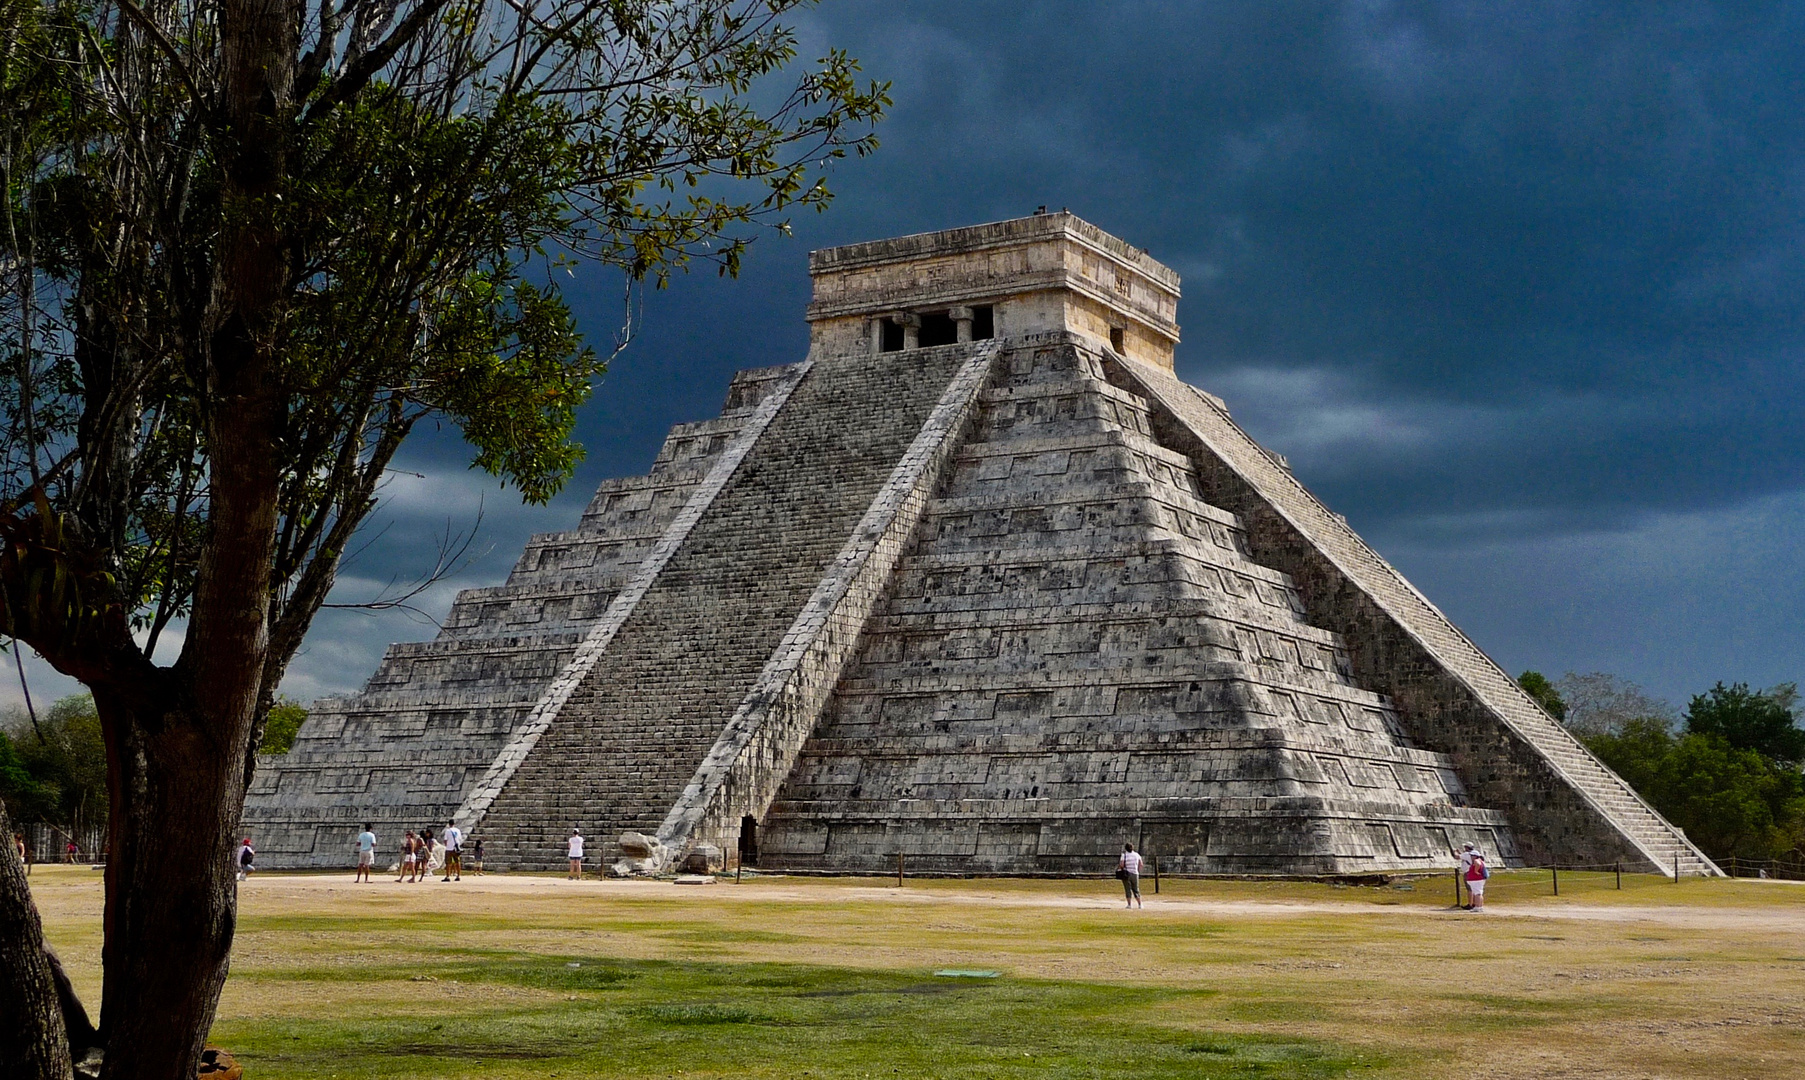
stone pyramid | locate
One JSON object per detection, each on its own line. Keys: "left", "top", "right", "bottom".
{"left": 244, "top": 213, "right": 1718, "bottom": 878}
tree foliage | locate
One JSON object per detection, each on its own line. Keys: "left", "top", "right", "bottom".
{"left": 1516, "top": 670, "right": 1565, "bottom": 721}
{"left": 0, "top": 692, "right": 106, "bottom": 832}
{"left": 0, "top": 0, "right": 886, "bottom": 1075}
{"left": 1582, "top": 683, "right": 1805, "bottom": 863}
{"left": 258, "top": 697, "right": 306, "bottom": 754}
{"left": 1555, "top": 670, "right": 1677, "bottom": 736}
{"left": 3, "top": 0, "right": 888, "bottom": 702}
{"left": 1685, "top": 681, "right": 1805, "bottom": 765}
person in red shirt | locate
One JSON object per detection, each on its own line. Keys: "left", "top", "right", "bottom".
{"left": 1460, "top": 843, "right": 1488, "bottom": 910}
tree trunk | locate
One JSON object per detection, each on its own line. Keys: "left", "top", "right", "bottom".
{"left": 0, "top": 799, "right": 72, "bottom": 1080}
{"left": 94, "top": 684, "right": 249, "bottom": 1080}
{"left": 91, "top": 2, "right": 295, "bottom": 1078}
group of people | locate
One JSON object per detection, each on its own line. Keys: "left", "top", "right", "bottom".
{"left": 9, "top": 832, "right": 93, "bottom": 871}
{"left": 350, "top": 822, "right": 480, "bottom": 882}
{"left": 1112, "top": 840, "right": 1494, "bottom": 911}
{"left": 20, "top": 824, "right": 1494, "bottom": 901}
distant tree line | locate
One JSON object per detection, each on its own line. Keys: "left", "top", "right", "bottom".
{"left": 0, "top": 694, "right": 106, "bottom": 840}
{"left": 1, "top": 692, "right": 307, "bottom": 844}
{"left": 1519, "top": 670, "right": 1805, "bottom": 865}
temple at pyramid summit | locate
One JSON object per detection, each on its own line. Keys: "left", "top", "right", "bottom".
{"left": 244, "top": 212, "right": 1719, "bottom": 878}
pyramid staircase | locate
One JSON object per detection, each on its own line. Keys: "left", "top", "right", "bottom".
{"left": 464, "top": 344, "right": 979, "bottom": 869}
{"left": 241, "top": 366, "right": 799, "bottom": 865}
{"left": 759, "top": 337, "right": 1516, "bottom": 874}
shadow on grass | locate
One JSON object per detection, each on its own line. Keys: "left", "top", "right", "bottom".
{"left": 215, "top": 953, "right": 1377, "bottom": 1079}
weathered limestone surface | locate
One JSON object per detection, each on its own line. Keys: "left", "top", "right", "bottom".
{"left": 471, "top": 344, "right": 973, "bottom": 869}
{"left": 249, "top": 211, "right": 1715, "bottom": 878}
{"left": 760, "top": 335, "right": 1514, "bottom": 875}
{"left": 241, "top": 366, "right": 797, "bottom": 866}
{"left": 654, "top": 340, "right": 1003, "bottom": 863}
{"left": 1108, "top": 356, "right": 1718, "bottom": 875}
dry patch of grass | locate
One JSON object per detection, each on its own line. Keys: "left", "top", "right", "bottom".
{"left": 28, "top": 867, "right": 1805, "bottom": 1079}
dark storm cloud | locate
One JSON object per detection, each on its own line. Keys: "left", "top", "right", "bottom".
{"left": 781, "top": 1, "right": 1805, "bottom": 533}
{"left": 602, "top": 0, "right": 1805, "bottom": 700}
{"left": 21, "top": 0, "right": 1788, "bottom": 715}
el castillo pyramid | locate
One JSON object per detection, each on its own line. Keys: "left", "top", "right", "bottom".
{"left": 244, "top": 213, "right": 1718, "bottom": 878}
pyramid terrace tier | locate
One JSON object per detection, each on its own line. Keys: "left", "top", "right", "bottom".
{"left": 823, "top": 669, "right": 1420, "bottom": 753}
{"left": 759, "top": 801, "right": 1516, "bottom": 876}
{"left": 437, "top": 580, "right": 628, "bottom": 641}
{"left": 248, "top": 212, "right": 1718, "bottom": 879}
{"left": 241, "top": 361, "right": 814, "bottom": 868}
{"left": 470, "top": 344, "right": 984, "bottom": 870}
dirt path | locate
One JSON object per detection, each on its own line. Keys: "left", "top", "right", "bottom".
{"left": 236, "top": 869, "right": 1805, "bottom": 932}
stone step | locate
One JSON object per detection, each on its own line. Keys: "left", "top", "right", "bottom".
{"left": 1112, "top": 356, "right": 1719, "bottom": 874}
{"left": 472, "top": 346, "right": 978, "bottom": 868}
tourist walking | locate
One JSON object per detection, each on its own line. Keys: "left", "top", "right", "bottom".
{"left": 471, "top": 838, "right": 485, "bottom": 874}
{"left": 441, "top": 822, "right": 463, "bottom": 881}
{"left": 15, "top": 832, "right": 29, "bottom": 875}
{"left": 567, "top": 828, "right": 584, "bottom": 880}
{"left": 397, "top": 830, "right": 418, "bottom": 882}
{"left": 1459, "top": 842, "right": 1488, "bottom": 910}
{"left": 355, "top": 823, "right": 377, "bottom": 882}
{"left": 235, "top": 837, "right": 256, "bottom": 881}
{"left": 1117, "top": 842, "right": 1143, "bottom": 908}
{"left": 419, "top": 828, "right": 439, "bottom": 881}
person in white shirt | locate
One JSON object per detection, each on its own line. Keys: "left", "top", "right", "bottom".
{"left": 567, "top": 828, "right": 584, "bottom": 880}
{"left": 441, "top": 823, "right": 463, "bottom": 882}
{"left": 355, "top": 823, "right": 377, "bottom": 883}
{"left": 1117, "top": 843, "right": 1143, "bottom": 908}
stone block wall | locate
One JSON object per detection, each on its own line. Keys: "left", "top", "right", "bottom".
{"left": 1110, "top": 355, "right": 1715, "bottom": 875}
{"left": 241, "top": 366, "right": 795, "bottom": 867}
{"left": 470, "top": 344, "right": 972, "bottom": 869}
{"left": 759, "top": 337, "right": 1514, "bottom": 876}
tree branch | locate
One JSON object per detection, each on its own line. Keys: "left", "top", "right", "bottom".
{"left": 112, "top": 0, "right": 210, "bottom": 117}
{"left": 302, "top": 0, "right": 457, "bottom": 125}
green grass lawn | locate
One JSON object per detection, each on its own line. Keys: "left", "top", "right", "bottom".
{"left": 213, "top": 952, "right": 1370, "bottom": 1080}
{"left": 28, "top": 867, "right": 1805, "bottom": 1079}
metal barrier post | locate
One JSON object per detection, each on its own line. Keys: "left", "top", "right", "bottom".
{"left": 896, "top": 852, "right": 904, "bottom": 887}
{"left": 1673, "top": 851, "right": 1680, "bottom": 883}
{"left": 1615, "top": 861, "right": 1621, "bottom": 890}
{"left": 1552, "top": 865, "right": 1558, "bottom": 897}
{"left": 1152, "top": 854, "right": 1160, "bottom": 895}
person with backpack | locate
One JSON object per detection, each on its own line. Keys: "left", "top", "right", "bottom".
{"left": 1116, "top": 842, "right": 1144, "bottom": 909}
{"left": 1460, "top": 842, "right": 1489, "bottom": 910}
